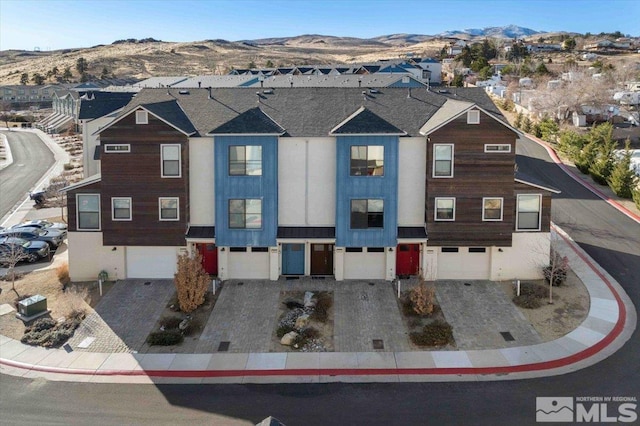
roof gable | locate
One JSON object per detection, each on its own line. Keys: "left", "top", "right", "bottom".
{"left": 95, "top": 100, "right": 196, "bottom": 136}
{"left": 330, "top": 106, "right": 406, "bottom": 135}
{"left": 207, "top": 107, "right": 286, "bottom": 135}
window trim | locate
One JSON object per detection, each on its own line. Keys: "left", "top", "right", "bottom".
{"left": 349, "top": 145, "right": 384, "bottom": 177}
{"left": 76, "top": 193, "right": 101, "bottom": 231}
{"left": 228, "top": 199, "right": 263, "bottom": 230}
{"left": 434, "top": 197, "right": 456, "bottom": 221}
{"left": 516, "top": 194, "right": 542, "bottom": 231}
{"left": 467, "top": 110, "right": 480, "bottom": 124}
{"left": 482, "top": 197, "right": 504, "bottom": 221}
{"left": 135, "top": 110, "right": 148, "bottom": 124}
{"left": 432, "top": 143, "right": 454, "bottom": 178}
{"left": 158, "top": 197, "right": 180, "bottom": 221}
{"left": 111, "top": 197, "right": 132, "bottom": 221}
{"left": 104, "top": 144, "right": 131, "bottom": 153}
{"left": 228, "top": 145, "right": 263, "bottom": 176}
{"left": 484, "top": 144, "right": 511, "bottom": 153}
{"left": 161, "top": 144, "right": 181, "bottom": 178}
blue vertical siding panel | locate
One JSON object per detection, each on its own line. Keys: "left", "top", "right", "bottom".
{"left": 335, "top": 136, "right": 398, "bottom": 247}
{"left": 214, "top": 136, "right": 278, "bottom": 247}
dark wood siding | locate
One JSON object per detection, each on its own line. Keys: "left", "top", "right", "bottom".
{"left": 67, "top": 181, "right": 101, "bottom": 232}
{"left": 99, "top": 112, "right": 189, "bottom": 246}
{"left": 514, "top": 181, "right": 552, "bottom": 232}
{"left": 426, "top": 109, "right": 517, "bottom": 246}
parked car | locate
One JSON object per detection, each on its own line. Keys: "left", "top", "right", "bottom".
{"left": 0, "top": 227, "right": 64, "bottom": 248}
{"left": 0, "top": 237, "right": 50, "bottom": 266}
{"left": 12, "top": 219, "right": 67, "bottom": 237}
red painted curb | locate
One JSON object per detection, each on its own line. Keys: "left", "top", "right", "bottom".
{"left": 0, "top": 229, "right": 628, "bottom": 379}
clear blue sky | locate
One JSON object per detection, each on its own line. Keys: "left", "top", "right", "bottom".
{"left": 1, "top": 0, "right": 638, "bottom": 51}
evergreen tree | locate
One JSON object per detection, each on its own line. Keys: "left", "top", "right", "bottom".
{"left": 608, "top": 140, "right": 638, "bottom": 199}
{"left": 522, "top": 116, "right": 532, "bottom": 133}
{"left": 514, "top": 111, "right": 523, "bottom": 128}
{"left": 76, "top": 57, "right": 88, "bottom": 74}
{"left": 62, "top": 67, "right": 73, "bottom": 81}
{"left": 20, "top": 72, "right": 29, "bottom": 85}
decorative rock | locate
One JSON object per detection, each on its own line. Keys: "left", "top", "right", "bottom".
{"left": 304, "top": 291, "right": 316, "bottom": 308}
{"left": 284, "top": 300, "right": 304, "bottom": 310}
{"left": 295, "top": 314, "right": 310, "bottom": 329}
{"left": 178, "top": 319, "right": 189, "bottom": 331}
{"left": 280, "top": 331, "right": 299, "bottom": 346}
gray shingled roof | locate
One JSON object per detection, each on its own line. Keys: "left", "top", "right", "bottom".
{"left": 331, "top": 106, "right": 406, "bottom": 135}
{"left": 114, "top": 86, "right": 503, "bottom": 138}
{"left": 142, "top": 100, "right": 197, "bottom": 135}
{"left": 78, "top": 92, "right": 135, "bottom": 120}
{"left": 208, "top": 107, "right": 285, "bottom": 135}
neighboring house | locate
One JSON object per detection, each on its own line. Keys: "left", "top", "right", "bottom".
{"left": 62, "top": 87, "right": 557, "bottom": 283}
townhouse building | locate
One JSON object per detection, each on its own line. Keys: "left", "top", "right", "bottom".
{"left": 63, "top": 86, "right": 557, "bottom": 282}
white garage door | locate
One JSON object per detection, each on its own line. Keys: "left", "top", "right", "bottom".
{"left": 437, "top": 248, "right": 490, "bottom": 280}
{"left": 228, "top": 250, "right": 270, "bottom": 279}
{"left": 344, "top": 250, "right": 386, "bottom": 280}
{"left": 126, "top": 247, "right": 179, "bottom": 279}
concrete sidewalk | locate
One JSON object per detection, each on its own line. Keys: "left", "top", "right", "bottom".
{"left": 0, "top": 226, "right": 635, "bottom": 384}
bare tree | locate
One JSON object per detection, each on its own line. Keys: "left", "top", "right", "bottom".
{"left": 0, "top": 237, "right": 30, "bottom": 295}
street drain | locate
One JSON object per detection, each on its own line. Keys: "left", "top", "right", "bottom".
{"left": 464, "top": 282, "right": 471, "bottom": 286}
{"left": 368, "top": 282, "right": 375, "bottom": 286}
{"left": 312, "top": 276, "right": 325, "bottom": 280}
{"left": 285, "top": 276, "right": 300, "bottom": 280}
{"left": 144, "top": 281, "right": 151, "bottom": 286}
{"left": 500, "top": 331, "right": 515, "bottom": 342}
{"left": 218, "top": 341, "right": 230, "bottom": 352}
{"left": 237, "top": 282, "right": 244, "bottom": 286}
{"left": 373, "top": 339, "right": 384, "bottom": 350}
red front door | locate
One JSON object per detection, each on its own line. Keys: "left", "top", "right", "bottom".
{"left": 396, "top": 244, "right": 420, "bottom": 276}
{"left": 197, "top": 243, "right": 218, "bottom": 275}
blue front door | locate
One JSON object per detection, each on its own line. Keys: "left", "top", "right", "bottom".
{"left": 282, "top": 243, "right": 305, "bottom": 275}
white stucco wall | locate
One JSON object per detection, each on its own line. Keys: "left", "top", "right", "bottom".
{"left": 398, "top": 137, "right": 426, "bottom": 226}
{"left": 278, "top": 137, "right": 335, "bottom": 226}
{"left": 67, "top": 232, "right": 125, "bottom": 281}
{"left": 490, "top": 232, "right": 551, "bottom": 281}
{"left": 189, "top": 137, "right": 215, "bottom": 225}
{"left": 227, "top": 250, "right": 270, "bottom": 279}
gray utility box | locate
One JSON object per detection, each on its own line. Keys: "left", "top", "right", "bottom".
{"left": 18, "top": 295, "right": 47, "bottom": 317}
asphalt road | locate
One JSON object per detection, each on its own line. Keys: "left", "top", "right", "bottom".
{"left": 0, "top": 130, "right": 54, "bottom": 224}
{"left": 1, "top": 136, "right": 638, "bottom": 426}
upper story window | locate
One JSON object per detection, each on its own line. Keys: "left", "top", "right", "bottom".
{"left": 467, "top": 110, "right": 480, "bottom": 124}
{"left": 161, "top": 144, "right": 181, "bottom": 178}
{"left": 433, "top": 144, "right": 454, "bottom": 178}
{"left": 135, "top": 110, "right": 148, "bottom": 124}
{"left": 484, "top": 144, "right": 511, "bottom": 153}
{"left": 229, "top": 199, "right": 262, "bottom": 229}
{"left": 350, "top": 145, "right": 384, "bottom": 176}
{"left": 483, "top": 197, "right": 503, "bottom": 221}
{"left": 350, "top": 199, "right": 384, "bottom": 229}
{"left": 435, "top": 197, "right": 455, "bottom": 221}
{"left": 112, "top": 197, "right": 132, "bottom": 221}
{"left": 516, "top": 194, "right": 542, "bottom": 231}
{"left": 77, "top": 194, "right": 100, "bottom": 230}
{"left": 229, "top": 145, "right": 262, "bottom": 176}
{"left": 159, "top": 197, "right": 179, "bottom": 221}
{"left": 104, "top": 144, "right": 131, "bottom": 153}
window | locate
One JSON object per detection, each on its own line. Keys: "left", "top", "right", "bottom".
{"left": 104, "top": 144, "right": 131, "bottom": 153}
{"left": 433, "top": 144, "right": 453, "bottom": 177}
{"left": 435, "top": 197, "right": 455, "bottom": 221}
{"left": 229, "top": 145, "right": 262, "bottom": 176}
{"left": 251, "top": 247, "right": 268, "bottom": 252}
{"left": 469, "top": 247, "right": 486, "bottom": 253}
{"left": 367, "top": 247, "right": 385, "bottom": 252}
{"left": 135, "top": 110, "right": 148, "bottom": 124}
{"left": 111, "top": 197, "right": 132, "bottom": 221}
{"left": 159, "top": 197, "right": 179, "bottom": 221}
{"left": 350, "top": 199, "right": 384, "bottom": 229}
{"left": 517, "top": 194, "right": 542, "bottom": 231}
{"left": 467, "top": 110, "right": 480, "bottom": 124}
{"left": 77, "top": 194, "right": 100, "bottom": 230}
{"left": 161, "top": 144, "right": 181, "bottom": 177}
{"left": 229, "top": 247, "right": 247, "bottom": 252}
{"left": 345, "top": 247, "right": 363, "bottom": 253}
{"left": 484, "top": 144, "right": 511, "bottom": 153}
{"left": 442, "top": 247, "right": 459, "bottom": 253}
{"left": 350, "top": 145, "right": 384, "bottom": 176}
{"left": 483, "top": 197, "right": 503, "bottom": 221}
{"left": 229, "top": 199, "right": 262, "bottom": 229}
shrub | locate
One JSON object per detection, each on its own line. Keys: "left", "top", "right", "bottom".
{"left": 517, "top": 282, "right": 547, "bottom": 298}
{"left": 543, "top": 251, "right": 568, "bottom": 286}
{"left": 22, "top": 314, "right": 84, "bottom": 348}
{"left": 181, "top": 318, "right": 201, "bottom": 336}
{"left": 63, "top": 163, "right": 74, "bottom": 170}
{"left": 409, "top": 281, "right": 435, "bottom": 316}
{"left": 159, "top": 315, "right": 182, "bottom": 330}
{"left": 147, "top": 329, "right": 183, "bottom": 346}
{"left": 514, "top": 112, "right": 523, "bottom": 129}
{"left": 410, "top": 320, "right": 454, "bottom": 347}
{"left": 277, "top": 324, "right": 296, "bottom": 338}
{"left": 173, "top": 252, "right": 210, "bottom": 313}
{"left": 633, "top": 188, "right": 640, "bottom": 210}
{"left": 513, "top": 294, "right": 543, "bottom": 309}
{"left": 56, "top": 263, "right": 70, "bottom": 285}
{"left": 300, "top": 327, "right": 320, "bottom": 340}
{"left": 608, "top": 140, "right": 638, "bottom": 199}
{"left": 310, "top": 292, "right": 332, "bottom": 323}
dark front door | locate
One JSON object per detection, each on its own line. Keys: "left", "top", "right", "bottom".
{"left": 311, "top": 244, "right": 333, "bottom": 275}
{"left": 197, "top": 243, "right": 218, "bottom": 275}
{"left": 282, "top": 243, "right": 305, "bottom": 275}
{"left": 396, "top": 244, "right": 420, "bottom": 276}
